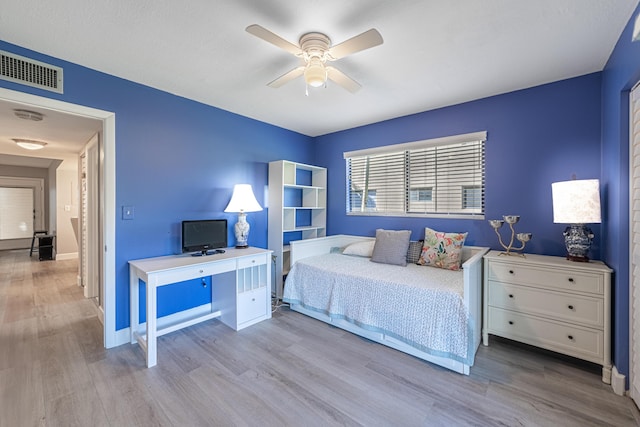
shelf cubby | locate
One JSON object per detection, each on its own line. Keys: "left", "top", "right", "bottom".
{"left": 268, "top": 160, "right": 327, "bottom": 298}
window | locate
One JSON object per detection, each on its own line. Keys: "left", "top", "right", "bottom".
{"left": 0, "top": 187, "right": 34, "bottom": 240}
{"left": 409, "top": 187, "right": 433, "bottom": 202}
{"left": 352, "top": 189, "right": 377, "bottom": 209}
{"left": 462, "top": 185, "right": 482, "bottom": 209}
{"left": 345, "top": 131, "right": 486, "bottom": 219}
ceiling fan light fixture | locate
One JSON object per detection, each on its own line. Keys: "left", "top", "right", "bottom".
{"left": 304, "top": 57, "right": 327, "bottom": 88}
{"left": 13, "top": 138, "right": 47, "bottom": 150}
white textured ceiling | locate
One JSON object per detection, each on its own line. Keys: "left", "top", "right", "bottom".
{"left": 0, "top": 0, "right": 638, "bottom": 144}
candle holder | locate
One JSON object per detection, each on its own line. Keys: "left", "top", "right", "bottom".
{"left": 488, "top": 215, "right": 532, "bottom": 257}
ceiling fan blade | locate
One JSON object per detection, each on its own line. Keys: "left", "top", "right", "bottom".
{"left": 328, "top": 29, "right": 383, "bottom": 60}
{"left": 326, "top": 67, "right": 361, "bottom": 93}
{"left": 246, "top": 24, "right": 302, "bottom": 56}
{"left": 267, "top": 66, "right": 305, "bottom": 88}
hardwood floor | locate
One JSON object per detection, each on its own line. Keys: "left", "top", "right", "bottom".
{"left": 1, "top": 249, "right": 639, "bottom": 427}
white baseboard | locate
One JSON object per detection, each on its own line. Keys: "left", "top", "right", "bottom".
{"left": 112, "top": 303, "right": 214, "bottom": 347}
{"left": 56, "top": 252, "right": 78, "bottom": 260}
{"left": 611, "top": 365, "right": 626, "bottom": 396}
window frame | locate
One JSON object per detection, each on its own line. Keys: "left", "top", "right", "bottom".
{"left": 344, "top": 131, "right": 486, "bottom": 220}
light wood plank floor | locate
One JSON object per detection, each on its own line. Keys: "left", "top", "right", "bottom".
{"left": 1, "top": 249, "right": 639, "bottom": 426}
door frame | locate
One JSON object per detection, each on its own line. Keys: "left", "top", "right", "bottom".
{"left": 0, "top": 87, "right": 117, "bottom": 348}
{"left": 630, "top": 83, "right": 640, "bottom": 407}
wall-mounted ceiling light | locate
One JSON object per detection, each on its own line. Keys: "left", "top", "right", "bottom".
{"left": 12, "top": 138, "right": 47, "bottom": 150}
{"left": 13, "top": 109, "right": 44, "bottom": 121}
{"left": 304, "top": 57, "right": 327, "bottom": 88}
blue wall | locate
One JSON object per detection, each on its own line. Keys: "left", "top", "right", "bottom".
{"left": 601, "top": 3, "right": 640, "bottom": 383}
{"left": 0, "top": 40, "right": 315, "bottom": 330}
{"left": 315, "top": 73, "right": 603, "bottom": 258}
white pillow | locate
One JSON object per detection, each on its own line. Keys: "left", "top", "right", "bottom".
{"left": 342, "top": 240, "right": 375, "bottom": 257}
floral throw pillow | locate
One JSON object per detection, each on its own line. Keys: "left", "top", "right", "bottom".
{"left": 418, "top": 227, "right": 468, "bottom": 270}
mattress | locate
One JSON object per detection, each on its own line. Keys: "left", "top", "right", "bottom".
{"left": 283, "top": 253, "right": 475, "bottom": 365}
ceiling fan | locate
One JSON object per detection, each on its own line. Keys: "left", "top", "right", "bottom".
{"left": 246, "top": 24, "right": 383, "bottom": 93}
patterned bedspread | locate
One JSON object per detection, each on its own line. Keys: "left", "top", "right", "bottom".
{"left": 283, "top": 253, "right": 474, "bottom": 365}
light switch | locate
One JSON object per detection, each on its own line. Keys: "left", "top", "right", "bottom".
{"left": 122, "top": 206, "right": 134, "bottom": 220}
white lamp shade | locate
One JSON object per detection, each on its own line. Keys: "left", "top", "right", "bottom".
{"left": 551, "top": 179, "right": 601, "bottom": 224}
{"left": 224, "top": 184, "right": 262, "bottom": 213}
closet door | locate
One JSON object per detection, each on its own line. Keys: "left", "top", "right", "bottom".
{"left": 630, "top": 85, "right": 640, "bottom": 408}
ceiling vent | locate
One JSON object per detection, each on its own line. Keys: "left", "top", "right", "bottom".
{"left": 0, "top": 50, "right": 63, "bottom": 94}
{"left": 14, "top": 109, "right": 44, "bottom": 121}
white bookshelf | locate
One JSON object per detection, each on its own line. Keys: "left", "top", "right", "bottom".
{"left": 268, "top": 160, "right": 326, "bottom": 299}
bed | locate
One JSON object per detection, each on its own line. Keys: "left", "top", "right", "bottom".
{"left": 282, "top": 234, "right": 489, "bottom": 375}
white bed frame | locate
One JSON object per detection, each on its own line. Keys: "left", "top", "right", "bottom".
{"left": 288, "top": 234, "right": 489, "bottom": 375}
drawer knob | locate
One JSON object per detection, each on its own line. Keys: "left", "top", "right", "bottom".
{"left": 568, "top": 305, "right": 574, "bottom": 310}
{"left": 508, "top": 321, "right": 514, "bottom": 325}
{"left": 508, "top": 270, "right": 514, "bottom": 274}
{"left": 568, "top": 277, "right": 574, "bottom": 283}
{"left": 568, "top": 335, "right": 574, "bottom": 340}
{"left": 252, "top": 298, "right": 255, "bottom": 302}
{"left": 199, "top": 269, "right": 204, "bottom": 274}
{"left": 508, "top": 294, "right": 514, "bottom": 299}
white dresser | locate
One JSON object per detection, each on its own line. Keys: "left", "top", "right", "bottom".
{"left": 482, "top": 251, "right": 612, "bottom": 383}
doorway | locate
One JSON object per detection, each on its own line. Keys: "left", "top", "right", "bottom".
{"left": 0, "top": 87, "right": 117, "bottom": 348}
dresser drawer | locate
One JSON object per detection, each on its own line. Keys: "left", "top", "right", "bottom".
{"left": 237, "top": 254, "right": 267, "bottom": 269}
{"left": 237, "top": 287, "right": 268, "bottom": 325}
{"left": 487, "top": 261, "right": 603, "bottom": 294}
{"left": 487, "top": 307, "right": 604, "bottom": 363}
{"left": 487, "top": 281, "right": 604, "bottom": 327}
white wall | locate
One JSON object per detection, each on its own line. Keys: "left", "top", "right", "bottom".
{"left": 55, "top": 160, "right": 79, "bottom": 259}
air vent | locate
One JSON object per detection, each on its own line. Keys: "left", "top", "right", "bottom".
{"left": 0, "top": 50, "right": 63, "bottom": 94}
{"left": 14, "top": 109, "right": 44, "bottom": 121}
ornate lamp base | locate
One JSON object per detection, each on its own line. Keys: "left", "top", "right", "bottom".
{"left": 234, "top": 212, "right": 250, "bottom": 249}
{"left": 563, "top": 224, "right": 593, "bottom": 262}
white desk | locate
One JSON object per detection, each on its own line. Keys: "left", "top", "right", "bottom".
{"left": 129, "top": 247, "right": 272, "bottom": 367}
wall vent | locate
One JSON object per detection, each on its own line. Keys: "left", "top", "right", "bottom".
{"left": 0, "top": 50, "right": 63, "bottom": 94}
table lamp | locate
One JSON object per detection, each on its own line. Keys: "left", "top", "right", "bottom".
{"left": 551, "top": 178, "right": 601, "bottom": 262}
{"left": 224, "top": 184, "right": 262, "bottom": 248}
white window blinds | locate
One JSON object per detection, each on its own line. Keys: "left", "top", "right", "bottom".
{"left": 0, "top": 187, "right": 34, "bottom": 240}
{"left": 344, "top": 131, "right": 486, "bottom": 218}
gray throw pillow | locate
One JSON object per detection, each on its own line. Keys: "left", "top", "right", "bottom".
{"left": 371, "top": 229, "right": 411, "bottom": 266}
{"left": 406, "top": 240, "right": 424, "bottom": 264}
